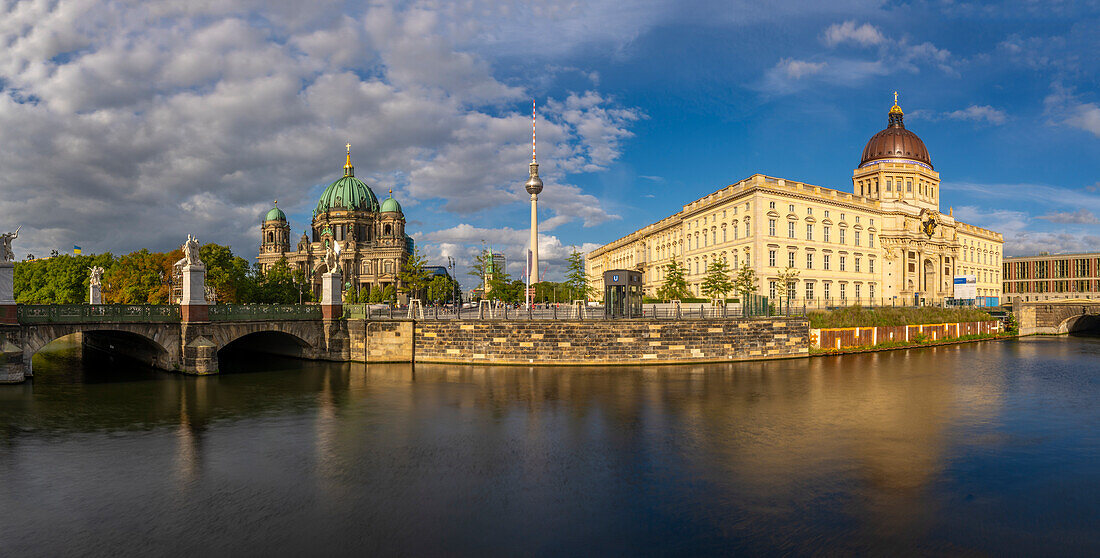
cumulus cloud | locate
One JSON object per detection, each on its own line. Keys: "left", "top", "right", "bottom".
{"left": 823, "top": 21, "right": 885, "bottom": 47}
{"left": 0, "top": 0, "right": 640, "bottom": 267}
{"left": 1044, "top": 82, "right": 1100, "bottom": 137}
{"left": 1038, "top": 208, "right": 1100, "bottom": 224}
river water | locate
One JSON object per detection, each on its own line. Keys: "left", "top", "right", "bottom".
{"left": 2, "top": 336, "right": 1098, "bottom": 556}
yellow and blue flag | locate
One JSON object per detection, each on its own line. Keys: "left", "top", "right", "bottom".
{"left": 73, "top": 245, "right": 81, "bottom": 254}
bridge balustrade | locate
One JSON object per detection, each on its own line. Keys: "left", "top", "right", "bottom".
{"left": 17, "top": 304, "right": 182, "bottom": 324}
{"left": 208, "top": 304, "right": 322, "bottom": 322}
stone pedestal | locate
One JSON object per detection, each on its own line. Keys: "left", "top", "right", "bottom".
{"left": 0, "top": 262, "right": 15, "bottom": 325}
{"left": 321, "top": 271, "right": 342, "bottom": 320}
{"left": 89, "top": 284, "right": 102, "bottom": 305}
{"left": 181, "top": 264, "right": 208, "bottom": 322}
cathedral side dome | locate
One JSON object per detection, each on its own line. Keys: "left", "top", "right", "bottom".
{"left": 859, "top": 96, "right": 933, "bottom": 170}
{"left": 380, "top": 191, "right": 402, "bottom": 214}
{"left": 315, "top": 145, "right": 380, "bottom": 214}
{"left": 264, "top": 204, "right": 287, "bottom": 221}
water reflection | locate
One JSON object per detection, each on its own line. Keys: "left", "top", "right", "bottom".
{"left": 1, "top": 338, "right": 1098, "bottom": 555}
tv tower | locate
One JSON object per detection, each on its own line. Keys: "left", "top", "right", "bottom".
{"left": 525, "top": 100, "right": 544, "bottom": 300}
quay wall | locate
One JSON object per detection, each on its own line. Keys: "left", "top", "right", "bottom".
{"left": 346, "top": 318, "right": 809, "bottom": 365}
{"left": 812, "top": 320, "right": 998, "bottom": 350}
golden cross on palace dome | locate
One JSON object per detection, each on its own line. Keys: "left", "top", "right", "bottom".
{"left": 345, "top": 142, "right": 351, "bottom": 153}
{"left": 893, "top": 91, "right": 898, "bottom": 104}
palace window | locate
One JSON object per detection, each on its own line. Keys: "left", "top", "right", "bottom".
{"left": 769, "top": 219, "right": 776, "bottom": 236}
{"left": 839, "top": 228, "right": 846, "bottom": 244}
{"left": 806, "top": 253, "right": 814, "bottom": 269}
{"left": 769, "top": 250, "right": 777, "bottom": 267}
{"left": 712, "top": 229, "right": 717, "bottom": 245}
{"left": 869, "top": 284, "right": 875, "bottom": 300}
{"left": 839, "top": 256, "right": 847, "bottom": 271}
{"left": 722, "top": 225, "right": 727, "bottom": 243}
{"left": 788, "top": 204, "right": 795, "bottom": 212}
{"left": 824, "top": 210, "right": 830, "bottom": 218}
{"left": 855, "top": 257, "right": 861, "bottom": 272}
{"left": 788, "top": 252, "right": 796, "bottom": 268}
{"left": 839, "top": 283, "right": 846, "bottom": 300}
{"left": 769, "top": 201, "right": 776, "bottom": 209}
{"left": 769, "top": 281, "right": 777, "bottom": 299}
{"left": 886, "top": 180, "right": 892, "bottom": 191}
{"left": 854, "top": 231, "right": 861, "bottom": 246}
{"left": 786, "top": 281, "right": 796, "bottom": 301}
{"left": 855, "top": 284, "right": 861, "bottom": 300}
{"left": 868, "top": 259, "right": 875, "bottom": 273}
{"left": 805, "top": 282, "right": 814, "bottom": 300}
{"left": 788, "top": 221, "right": 795, "bottom": 239}
{"left": 806, "top": 224, "right": 813, "bottom": 240}
{"left": 868, "top": 233, "right": 874, "bottom": 247}
{"left": 823, "top": 254, "right": 831, "bottom": 270}
{"left": 824, "top": 282, "right": 831, "bottom": 300}
{"left": 824, "top": 226, "right": 831, "bottom": 242}
{"left": 807, "top": 207, "right": 813, "bottom": 215}
{"left": 745, "top": 220, "right": 750, "bottom": 237}
{"left": 907, "top": 181, "right": 913, "bottom": 192}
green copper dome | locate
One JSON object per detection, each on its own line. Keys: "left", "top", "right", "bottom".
{"left": 315, "top": 175, "right": 379, "bottom": 214}
{"left": 380, "top": 194, "right": 402, "bottom": 214}
{"left": 264, "top": 205, "right": 287, "bottom": 221}
{"left": 314, "top": 146, "right": 379, "bottom": 214}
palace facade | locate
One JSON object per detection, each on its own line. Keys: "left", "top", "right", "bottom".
{"left": 257, "top": 146, "right": 412, "bottom": 297}
{"left": 587, "top": 97, "right": 1003, "bottom": 305}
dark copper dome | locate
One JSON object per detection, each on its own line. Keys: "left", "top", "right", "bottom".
{"left": 859, "top": 103, "right": 933, "bottom": 169}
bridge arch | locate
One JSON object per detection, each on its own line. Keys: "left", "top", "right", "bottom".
{"left": 1057, "top": 313, "right": 1100, "bottom": 334}
{"left": 206, "top": 321, "right": 324, "bottom": 366}
{"left": 23, "top": 324, "right": 179, "bottom": 375}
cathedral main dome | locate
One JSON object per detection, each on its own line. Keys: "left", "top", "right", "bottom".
{"left": 859, "top": 99, "right": 933, "bottom": 170}
{"left": 314, "top": 146, "right": 380, "bottom": 214}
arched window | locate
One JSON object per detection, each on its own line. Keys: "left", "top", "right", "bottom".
{"left": 384, "top": 224, "right": 393, "bottom": 236}
{"left": 384, "top": 261, "right": 393, "bottom": 274}
{"left": 266, "top": 231, "right": 273, "bottom": 243}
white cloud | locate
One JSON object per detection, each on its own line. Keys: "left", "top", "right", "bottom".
{"left": 912, "top": 105, "right": 1008, "bottom": 125}
{"left": 822, "top": 21, "right": 885, "bottom": 47}
{"left": 1043, "top": 82, "right": 1100, "bottom": 138}
{"left": 1038, "top": 208, "right": 1100, "bottom": 224}
{"left": 0, "top": 0, "right": 640, "bottom": 262}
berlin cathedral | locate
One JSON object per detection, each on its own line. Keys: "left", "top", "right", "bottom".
{"left": 257, "top": 145, "right": 412, "bottom": 297}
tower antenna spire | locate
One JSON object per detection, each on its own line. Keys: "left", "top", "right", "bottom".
{"left": 531, "top": 99, "right": 537, "bottom": 162}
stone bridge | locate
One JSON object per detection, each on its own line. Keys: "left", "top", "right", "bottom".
{"left": 0, "top": 304, "right": 348, "bottom": 383}
{"left": 1014, "top": 300, "right": 1100, "bottom": 335}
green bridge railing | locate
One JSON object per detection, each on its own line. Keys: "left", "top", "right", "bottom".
{"left": 17, "top": 304, "right": 182, "bottom": 324}
{"left": 208, "top": 304, "right": 322, "bottom": 322}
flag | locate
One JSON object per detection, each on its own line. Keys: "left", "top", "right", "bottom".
{"left": 73, "top": 245, "right": 82, "bottom": 254}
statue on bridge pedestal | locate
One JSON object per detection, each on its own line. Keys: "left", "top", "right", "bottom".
{"left": 174, "top": 234, "right": 203, "bottom": 268}
{"left": 88, "top": 266, "right": 104, "bottom": 305}
{"left": 1, "top": 225, "right": 20, "bottom": 262}
{"left": 89, "top": 266, "right": 104, "bottom": 287}
{"left": 313, "top": 242, "right": 339, "bottom": 275}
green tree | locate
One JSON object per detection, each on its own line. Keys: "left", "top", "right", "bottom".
{"left": 14, "top": 253, "right": 116, "bottom": 304}
{"left": 427, "top": 275, "right": 455, "bottom": 304}
{"left": 563, "top": 248, "right": 594, "bottom": 301}
{"left": 774, "top": 266, "right": 800, "bottom": 314}
{"left": 200, "top": 243, "right": 253, "bottom": 303}
{"left": 733, "top": 263, "right": 758, "bottom": 315}
{"left": 252, "top": 258, "right": 300, "bottom": 303}
{"left": 381, "top": 284, "right": 396, "bottom": 303}
{"left": 368, "top": 285, "right": 383, "bottom": 303}
{"left": 656, "top": 261, "right": 691, "bottom": 301}
{"left": 700, "top": 258, "right": 734, "bottom": 301}
{"left": 104, "top": 249, "right": 177, "bottom": 303}
{"left": 398, "top": 248, "right": 431, "bottom": 300}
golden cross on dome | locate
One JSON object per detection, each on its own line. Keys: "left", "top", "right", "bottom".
{"left": 346, "top": 142, "right": 351, "bottom": 153}
{"left": 893, "top": 91, "right": 898, "bottom": 104}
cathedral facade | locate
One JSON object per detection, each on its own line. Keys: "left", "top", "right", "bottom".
{"left": 587, "top": 97, "right": 1004, "bottom": 305}
{"left": 257, "top": 146, "right": 412, "bottom": 298}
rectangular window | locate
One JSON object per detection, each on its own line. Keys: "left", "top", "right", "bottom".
{"left": 840, "top": 256, "right": 847, "bottom": 272}
{"left": 886, "top": 180, "right": 892, "bottom": 191}
{"left": 788, "top": 221, "right": 795, "bottom": 239}
{"left": 824, "top": 210, "right": 830, "bottom": 218}
{"left": 855, "top": 284, "right": 861, "bottom": 300}
{"left": 806, "top": 224, "right": 813, "bottom": 240}
{"left": 769, "top": 219, "right": 776, "bottom": 236}
{"left": 722, "top": 228, "right": 727, "bottom": 242}
{"left": 745, "top": 221, "right": 750, "bottom": 237}
{"left": 807, "top": 207, "right": 813, "bottom": 215}
{"left": 840, "top": 229, "right": 846, "bottom": 244}
{"left": 855, "top": 257, "right": 861, "bottom": 272}
{"left": 869, "top": 284, "right": 875, "bottom": 300}
{"left": 788, "top": 204, "right": 795, "bottom": 212}
{"left": 907, "top": 181, "right": 912, "bottom": 192}
{"left": 734, "top": 226, "right": 739, "bottom": 240}
{"left": 769, "top": 201, "right": 775, "bottom": 209}
{"left": 788, "top": 251, "right": 796, "bottom": 268}
{"left": 840, "top": 283, "right": 846, "bottom": 300}
{"left": 824, "top": 254, "right": 831, "bottom": 270}
{"left": 769, "top": 281, "right": 777, "bottom": 299}
{"left": 868, "top": 233, "right": 874, "bottom": 247}
{"left": 854, "top": 231, "right": 861, "bottom": 246}
{"left": 806, "top": 253, "right": 814, "bottom": 269}
{"left": 868, "top": 259, "right": 875, "bottom": 273}
{"left": 806, "top": 282, "right": 814, "bottom": 300}
{"left": 823, "top": 226, "right": 830, "bottom": 242}
{"left": 769, "top": 250, "right": 776, "bottom": 267}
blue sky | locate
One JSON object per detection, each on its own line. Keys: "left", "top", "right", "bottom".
{"left": 1, "top": 1, "right": 1098, "bottom": 286}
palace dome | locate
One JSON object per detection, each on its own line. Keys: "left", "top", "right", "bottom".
{"left": 315, "top": 147, "right": 380, "bottom": 214}
{"left": 859, "top": 99, "right": 933, "bottom": 170}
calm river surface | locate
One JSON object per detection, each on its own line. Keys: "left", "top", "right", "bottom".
{"left": 2, "top": 336, "right": 1099, "bottom": 556}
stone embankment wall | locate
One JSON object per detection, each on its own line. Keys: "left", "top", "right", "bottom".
{"left": 344, "top": 318, "right": 809, "bottom": 365}
{"left": 812, "top": 320, "right": 998, "bottom": 350}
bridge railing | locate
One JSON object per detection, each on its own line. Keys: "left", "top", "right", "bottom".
{"left": 208, "top": 304, "right": 323, "bottom": 322}
{"left": 17, "top": 304, "right": 182, "bottom": 324}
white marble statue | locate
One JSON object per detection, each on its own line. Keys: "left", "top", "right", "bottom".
{"left": 1, "top": 225, "right": 20, "bottom": 263}
{"left": 174, "top": 234, "right": 203, "bottom": 268}
{"left": 314, "top": 242, "right": 338, "bottom": 274}
{"left": 89, "top": 266, "right": 104, "bottom": 287}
